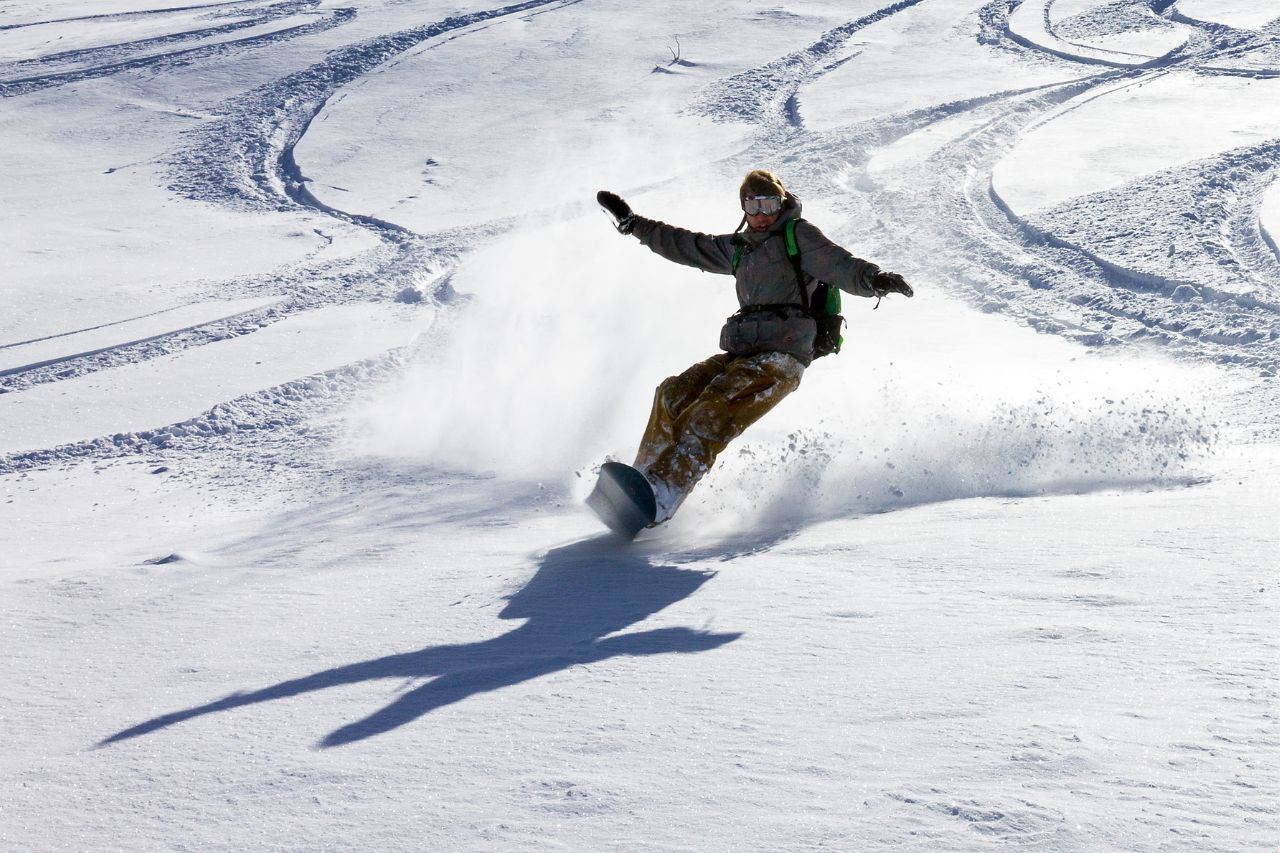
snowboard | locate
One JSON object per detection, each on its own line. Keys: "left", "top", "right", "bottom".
{"left": 586, "top": 461, "right": 657, "bottom": 540}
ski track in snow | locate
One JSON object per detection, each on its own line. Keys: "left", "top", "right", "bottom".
{"left": 684, "top": 0, "right": 1280, "bottom": 377}
{"left": 4, "top": 0, "right": 1275, "bottom": 465}
{"left": 693, "top": 0, "right": 929, "bottom": 134}
{"left": 968, "top": 3, "right": 1280, "bottom": 372}
{"left": 0, "top": 1, "right": 357, "bottom": 96}
{"left": 808, "top": 1, "right": 1280, "bottom": 374}
{"left": 0, "top": 0, "right": 578, "bottom": 469}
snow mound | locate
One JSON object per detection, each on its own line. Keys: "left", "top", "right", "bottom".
{"left": 1027, "top": 141, "right": 1280, "bottom": 305}
{"left": 992, "top": 73, "right": 1280, "bottom": 215}
{"left": 1173, "top": 0, "right": 1279, "bottom": 30}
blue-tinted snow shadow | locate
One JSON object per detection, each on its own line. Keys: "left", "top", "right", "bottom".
{"left": 100, "top": 537, "right": 738, "bottom": 749}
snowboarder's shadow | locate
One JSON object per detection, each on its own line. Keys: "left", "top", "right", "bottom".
{"left": 100, "top": 538, "right": 739, "bottom": 749}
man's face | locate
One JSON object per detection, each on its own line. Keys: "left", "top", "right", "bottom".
{"left": 746, "top": 210, "right": 779, "bottom": 232}
{"left": 742, "top": 195, "right": 783, "bottom": 232}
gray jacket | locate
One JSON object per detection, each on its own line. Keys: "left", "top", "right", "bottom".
{"left": 629, "top": 194, "right": 881, "bottom": 309}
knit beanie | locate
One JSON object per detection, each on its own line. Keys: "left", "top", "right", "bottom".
{"left": 739, "top": 169, "right": 786, "bottom": 200}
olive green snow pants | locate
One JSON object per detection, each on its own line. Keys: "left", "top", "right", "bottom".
{"left": 633, "top": 351, "right": 804, "bottom": 518}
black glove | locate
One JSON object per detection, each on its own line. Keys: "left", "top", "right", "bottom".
{"left": 597, "top": 190, "right": 635, "bottom": 235}
{"left": 872, "top": 271, "right": 913, "bottom": 298}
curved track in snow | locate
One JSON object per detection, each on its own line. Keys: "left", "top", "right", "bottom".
{"left": 0, "top": 0, "right": 580, "bottom": 470}
{"left": 0, "top": 1, "right": 356, "bottom": 97}
{"left": 960, "top": 3, "right": 1280, "bottom": 371}
{"left": 694, "top": 0, "right": 928, "bottom": 135}
{"left": 710, "top": 0, "right": 1280, "bottom": 374}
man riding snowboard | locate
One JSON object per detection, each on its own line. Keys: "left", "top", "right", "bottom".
{"left": 590, "top": 169, "right": 913, "bottom": 536}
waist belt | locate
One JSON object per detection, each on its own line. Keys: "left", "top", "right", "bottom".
{"left": 733, "top": 303, "right": 810, "bottom": 319}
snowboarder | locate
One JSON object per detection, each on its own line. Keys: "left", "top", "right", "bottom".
{"left": 589, "top": 169, "right": 913, "bottom": 537}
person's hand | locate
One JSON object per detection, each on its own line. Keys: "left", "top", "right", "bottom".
{"left": 597, "top": 190, "right": 635, "bottom": 234}
{"left": 873, "top": 271, "right": 913, "bottom": 298}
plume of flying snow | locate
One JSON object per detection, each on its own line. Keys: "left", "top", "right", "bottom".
{"left": 342, "top": 144, "right": 1224, "bottom": 535}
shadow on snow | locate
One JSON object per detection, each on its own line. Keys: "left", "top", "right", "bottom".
{"left": 100, "top": 537, "right": 739, "bottom": 749}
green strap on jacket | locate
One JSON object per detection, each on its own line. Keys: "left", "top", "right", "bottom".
{"left": 784, "top": 217, "right": 800, "bottom": 257}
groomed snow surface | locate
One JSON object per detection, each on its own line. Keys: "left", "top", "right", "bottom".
{"left": 2, "top": 0, "right": 1277, "bottom": 850}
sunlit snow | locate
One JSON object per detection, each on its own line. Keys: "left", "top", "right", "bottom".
{"left": 2, "top": 0, "right": 1276, "bottom": 849}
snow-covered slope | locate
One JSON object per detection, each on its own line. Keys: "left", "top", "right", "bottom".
{"left": 2, "top": 1, "right": 1276, "bottom": 849}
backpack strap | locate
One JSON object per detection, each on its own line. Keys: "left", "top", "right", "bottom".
{"left": 783, "top": 219, "right": 808, "bottom": 309}
{"left": 731, "top": 220, "right": 824, "bottom": 315}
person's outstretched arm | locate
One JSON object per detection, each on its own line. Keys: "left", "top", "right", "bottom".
{"left": 793, "top": 219, "right": 913, "bottom": 299}
{"left": 598, "top": 190, "right": 736, "bottom": 275}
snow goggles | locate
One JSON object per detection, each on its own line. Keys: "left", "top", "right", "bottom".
{"left": 742, "top": 195, "right": 784, "bottom": 216}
